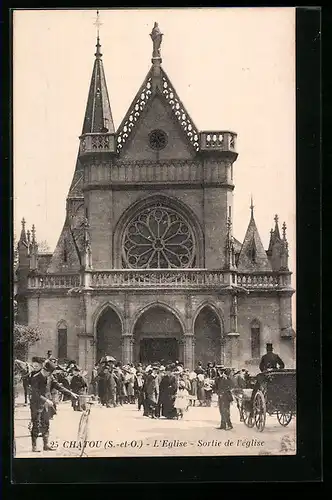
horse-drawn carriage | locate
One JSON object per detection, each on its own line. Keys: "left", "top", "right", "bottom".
{"left": 238, "top": 369, "right": 296, "bottom": 432}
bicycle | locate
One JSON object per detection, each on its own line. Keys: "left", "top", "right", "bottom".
{"left": 76, "top": 395, "right": 99, "bottom": 458}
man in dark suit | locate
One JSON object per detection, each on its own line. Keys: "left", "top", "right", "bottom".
{"left": 259, "top": 343, "right": 285, "bottom": 372}
{"left": 30, "top": 360, "right": 78, "bottom": 452}
{"left": 214, "top": 366, "right": 234, "bottom": 430}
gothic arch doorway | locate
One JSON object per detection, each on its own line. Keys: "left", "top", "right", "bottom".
{"left": 96, "top": 307, "right": 122, "bottom": 362}
{"left": 133, "top": 305, "right": 184, "bottom": 365}
{"left": 194, "top": 306, "right": 223, "bottom": 367}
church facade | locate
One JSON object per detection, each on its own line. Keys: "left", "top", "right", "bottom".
{"left": 15, "top": 25, "right": 295, "bottom": 373}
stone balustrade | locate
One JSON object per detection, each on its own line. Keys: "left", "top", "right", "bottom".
{"left": 28, "top": 274, "right": 81, "bottom": 289}
{"left": 237, "top": 272, "right": 291, "bottom": 289}
{"left": 90, "top": 269, "right": 227, "bottom": 289}
{"left": 27, "top": 270, "right": 291, "bottom": 291}
{"left": 79, "top": 133, "right": 116, "bottom": 155}
{"left": 200, "top": 131, "right": 237, "bottom": 152}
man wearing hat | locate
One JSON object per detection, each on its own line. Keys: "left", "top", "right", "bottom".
{"left": 70, "top": 367, "right": 88, "bottom": 411}
{"left": 214, "top": 365, "right": 234, "bottom": 430}
{"left": 23, "top": 357, "right": 44, "bottom": 405}
{"left": 29, "top": 360, "right": 79, "bottom": 452}
{"left": 259, "top": 343, "right": 285, "bottom": 372}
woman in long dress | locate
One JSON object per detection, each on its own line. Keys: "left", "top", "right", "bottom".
{"left": 188, "top": 371, "right": 197, "bottom": 406}
{"left": 197, "top": 373, "right": 206, "bottom": 406}
{"left": 159, "top": 365, "right": 178, "bottom": 419}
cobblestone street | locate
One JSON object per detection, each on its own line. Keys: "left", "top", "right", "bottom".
{"left": 14, "top": 397, "right": 296, "bottom": 458}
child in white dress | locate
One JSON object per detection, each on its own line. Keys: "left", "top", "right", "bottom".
{"left": 174, "top": 380, "right": 189, "bottom": 419}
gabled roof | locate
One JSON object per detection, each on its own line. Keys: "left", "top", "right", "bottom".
{"left": 116, "top": 65, "right": 200, "bottom": 154}
{"left": 81, "top": 38, "right": 115, "bottom": 135}
{"left": 237, "top": 212, "right": 272, "bottom": 272}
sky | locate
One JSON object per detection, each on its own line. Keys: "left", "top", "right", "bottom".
{"left": 13, "top": 8, "right": 296, "bottom": 283}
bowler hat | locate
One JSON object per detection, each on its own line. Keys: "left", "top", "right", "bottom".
{"left": 32, "top": 356, "right": 43, "bottom": 363}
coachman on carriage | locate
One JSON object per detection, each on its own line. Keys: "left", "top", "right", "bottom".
{"left": 235, "top": 343, "right": 296, "bottom": 432}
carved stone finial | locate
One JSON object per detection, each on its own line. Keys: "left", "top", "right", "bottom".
{"left": 31, "top": 224, "right": 36, "bottom": 243}
{"left": 274, "top": 214, "right": 279, "bottom": 224}
{"left": 250, "top": 195, "right": 254, "bottom": 219}
{"left": 226, "top": 216, "right": 232, "bottom": 232}
{"left": 282, "top": 222, "right": 287, "bottom": 240}
{"left": 27, "top": 229, "right": 31, "bottom": 244}
{"left": 150, "top": 22, "right": 163, "bottom": 60}
{"left": 21, "top": 217, "right": 26, "bottom": 230}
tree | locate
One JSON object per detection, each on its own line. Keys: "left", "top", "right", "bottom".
{"left": 14, "top": 322, "right": 42, "bottom": 360}
{"left": 13, "top": 233, "right": 18, "bottom": 269}
{"left": 38, "top": 240, "right": 51, "bottom": 252}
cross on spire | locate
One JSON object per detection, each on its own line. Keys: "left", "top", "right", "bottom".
{"left": 94, "top": 10, "right": 103, "bottom": 57}
{"left": 21, "top": 217, "right": 26, "bottom": 230}
{"left": 94, "top": 10, "right": 103, "bottom": 37}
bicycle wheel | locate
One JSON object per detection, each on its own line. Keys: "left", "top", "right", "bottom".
{"left": 77, "top": 410, "right": 89, "bottom": 457}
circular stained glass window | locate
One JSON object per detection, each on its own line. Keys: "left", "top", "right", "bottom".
{"left": 148, "top": 129, "right": 168, "bottom": 150}
{"left": 122, "top": 204, "right": 196, "bottom": 269}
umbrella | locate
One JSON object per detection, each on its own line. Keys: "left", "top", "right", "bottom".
{"left": 100, "top": 355, "right": 116, "bottom": 363}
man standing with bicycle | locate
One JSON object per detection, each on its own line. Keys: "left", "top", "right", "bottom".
{"left": 30, "top": 360, "right": 79, "bottom": 452}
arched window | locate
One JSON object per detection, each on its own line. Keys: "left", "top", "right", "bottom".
{"left": 122, "top": 203, "right": 196, "bottom": 269}
{"left": 57, "top": 321, "right": 68, "bottom": 361}
{"left": 250, "top": 320, "right": 261, "bottom": 359}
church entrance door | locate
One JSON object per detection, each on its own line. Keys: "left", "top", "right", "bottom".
{"left": 139, "top": 337, "right": 178, "bottom": 365}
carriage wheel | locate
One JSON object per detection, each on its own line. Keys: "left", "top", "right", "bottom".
{"left": 241, "top": 402, "right": 255, "bottom": 428}
{"left": 253, "top": 390, "right": 266, "bottom": 432}
{"left": 276, "top": 410, "right": 292, "bottom": 427}
{"left": 77, "top": 411, "right": 89, "bottom": 457}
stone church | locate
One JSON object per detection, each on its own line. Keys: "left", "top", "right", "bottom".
{"left": 15, "top": 24, "right": 295, "bottom": 373}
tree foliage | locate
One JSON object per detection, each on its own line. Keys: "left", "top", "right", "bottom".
{"left": 14, "top": 322, "right": 41, "bottom": 359}
{"left": 38, "top": 239, "right": 51, "bottom": 252}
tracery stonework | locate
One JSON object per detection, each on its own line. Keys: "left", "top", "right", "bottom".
{"left": 122, "top": 204, "right": 196, "bottom": 269}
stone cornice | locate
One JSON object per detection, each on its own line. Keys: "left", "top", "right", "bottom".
{"left": 83, "top": 182, "right": 235, "bottom": 191}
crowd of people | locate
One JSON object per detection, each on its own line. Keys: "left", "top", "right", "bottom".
{"left": 91, "top": 359, "right": 253, "bottom": 424}
{"left": 15, "top": 342, "right": 285, "bottom": 451}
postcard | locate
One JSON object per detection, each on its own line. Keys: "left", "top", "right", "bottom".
{"left": 13, "top": 7, "right": 296, "bottom": 460}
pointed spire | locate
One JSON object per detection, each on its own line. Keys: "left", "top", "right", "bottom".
{"left": 81, "top": 10, "right": 115, "bottom": 135}
{"left": 27, "top": 229, "right": 31, "bottom": 245}
{"left": 274, "top": 214, "right": 281, "bottom": 240}
{"left": 19, "top": 217, "right": 27, "bottom": 243}
{"left": 237, "top": 209, "right": 272, "bottom": 272}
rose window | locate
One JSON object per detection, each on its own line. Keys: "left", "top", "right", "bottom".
{"left": 122, "top": 205, "right": 196, "bottom": 268}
